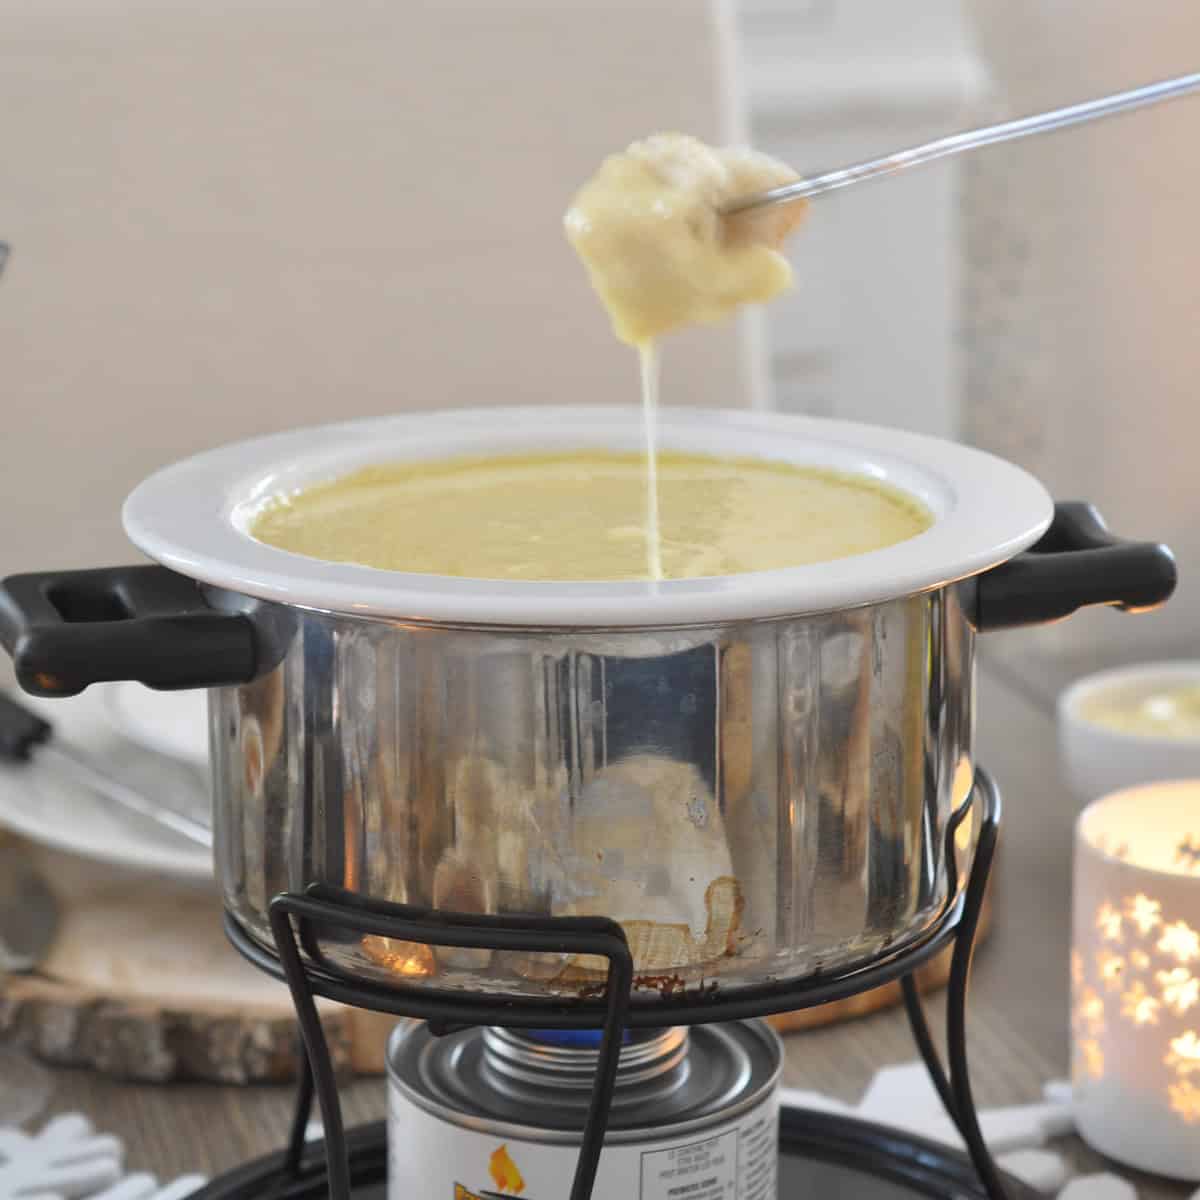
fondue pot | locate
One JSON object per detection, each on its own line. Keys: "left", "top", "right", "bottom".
{"left": 0, "top": 407, "right": 1175, "bottom": 1004}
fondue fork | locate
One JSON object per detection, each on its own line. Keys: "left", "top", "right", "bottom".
{"left": 722, "top": 71, "right": 1200, "bottom": 218}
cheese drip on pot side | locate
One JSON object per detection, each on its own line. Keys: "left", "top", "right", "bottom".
{"left": 565, "top": 133, "right": 808, "bottom": 578}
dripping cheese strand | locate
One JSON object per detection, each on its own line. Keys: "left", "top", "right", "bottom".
{"left": 639, "top": 341, "right": 664, "bottom": 581}
{"left": 564, "top": 133, "right": 809, "bottom": 578}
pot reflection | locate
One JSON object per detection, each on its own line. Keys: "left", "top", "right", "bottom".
{"left": 211, "top": 587, "right": 974, "bottom": 1000}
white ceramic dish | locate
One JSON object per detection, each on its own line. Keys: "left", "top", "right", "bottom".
{"left": 0, "top": 689, "right": 212, "bottom": 885}
{"left": 122, "top": 406, "right": 1053, "bottom": 627}
{"left": 1057, "top": 661, "right": 1200, "bottom": 804}
{"left": 101, "top": 681, "right": 209, "bottom": 768}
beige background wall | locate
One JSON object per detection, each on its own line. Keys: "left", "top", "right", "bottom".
{"left": 964, "top": 0, "right": 1200, "bottom": 658}
{"left": 0, "top": 0, "right": 751, "bottom": 574}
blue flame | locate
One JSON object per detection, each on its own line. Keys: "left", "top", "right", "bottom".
{"left": 525, "top": 1029, "right": 630, "bottom": 1048}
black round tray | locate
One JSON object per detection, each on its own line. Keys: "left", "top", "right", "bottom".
{"left": 189, "top": 1108, "right": 1038, "bottom": 1199}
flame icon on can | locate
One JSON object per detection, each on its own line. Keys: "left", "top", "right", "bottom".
{"left": 450, "top": 1144, "right": 531, "bottom": 1200}
{"left": 487, "top": 1144, "right": 525, "bottom": 1194}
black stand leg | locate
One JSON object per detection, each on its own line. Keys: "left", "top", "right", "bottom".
{"left": 903, "top": 768, "right": 1008, "bottom": 1200}
{"left": 262, "top": 890, "right": 634, "bottom": 1200}
{"left": 283, "top": 1047, "right": 316, "bottom": 1179}
{"left": 901, "top": 974, "right": 958, "bottom": 1123}
{"left": 270, "top": 903, "right": 352, "bottom": 1200}
{"left": 569, "top": 947, "right": 633, "bottom": 1200}
{"left": 945, "top": 771, "right": 1008, "bottom": 1200}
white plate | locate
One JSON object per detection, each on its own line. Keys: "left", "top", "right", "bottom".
{"left": 0, "top": 689, "right": 213, "bottom": 885}
{"left": 102, "top": 681, "right": 209, "bottom": 768}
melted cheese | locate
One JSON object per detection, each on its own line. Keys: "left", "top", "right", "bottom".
{"left": 250, "top": 450, "right": 932, "bottom": 582}
{"left": 1081, "top": 683, "right": 1200, "bottom": 740}
{"left": 564, "top": 133, "right": 806, "bottom": 345}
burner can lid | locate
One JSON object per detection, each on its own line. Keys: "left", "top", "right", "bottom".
{"left": 387, "top": 1018, "right": 780, "bottom": 1143}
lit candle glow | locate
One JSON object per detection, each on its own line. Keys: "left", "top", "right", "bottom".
{"left": 1072, "top": 778, "right": 1200, "bottom": 1179}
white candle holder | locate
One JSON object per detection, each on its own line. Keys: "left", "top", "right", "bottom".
{"left": 1072, "top": 779, "right": 1200, "bottom": 1179}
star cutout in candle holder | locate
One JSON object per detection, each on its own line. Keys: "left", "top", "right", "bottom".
{"left": 1096, "top": 949, "right": 1125, "bottom": 991}
{"left": 1157, "top": 967, "right": 1199, "bottom": 1017}
{"left": 1076, "top": 1037, "right": 1105, "bottom": 1081}
{"left": 1120, "top": 980, "right": 1161, "bottom": 1026}
{"left": 1165, "top": 1030, "right": 1200, "bottom": 1076}
{"left": 1176, "top": 835, "right": 1200, "bottom": 874}
{"left": 1168, "top": 1078, "right": 1200, "bottom": 1124}
{"left": 1125, "top": 894, "right": 1162, "bottom": 936}
{"left": 1076, "top": 988, "right": 1106, "bottom": 1037}
{"left": 1158, "top": 921, "right": 1200, "bottom": 966}
{"left": 1096, "top": 903, "right": 1124, "bottom": 943}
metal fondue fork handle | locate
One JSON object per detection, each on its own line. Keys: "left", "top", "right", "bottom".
{"left": 722, "top": 70, "right": 1200, "bottom": 215}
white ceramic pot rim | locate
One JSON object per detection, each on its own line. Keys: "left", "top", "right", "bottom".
{"left": 122, "top": 406, "right": 1054, "bottom": 627}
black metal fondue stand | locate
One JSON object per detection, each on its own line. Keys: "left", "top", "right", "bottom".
{"left": 198, "top": 770, "right": 1027, "bottom": 1200}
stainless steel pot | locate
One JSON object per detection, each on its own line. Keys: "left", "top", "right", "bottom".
{"left": 0, "top": 409, "right": 1176, "bottom": 1003}
{"left": 205, "top": 587, "right": 974, "bottom": 997}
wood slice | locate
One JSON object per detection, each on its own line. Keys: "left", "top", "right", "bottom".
{"left": 0, "top": 844, "right": 394, "bottom": 1084}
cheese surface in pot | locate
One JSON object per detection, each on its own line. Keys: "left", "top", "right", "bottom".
{"left": 250, "top": 450, "right": 931, "bottom": 582}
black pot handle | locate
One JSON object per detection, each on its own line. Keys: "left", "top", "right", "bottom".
{"left": 0, "top": 565, "right": 260, "bottom": 696}
{"left": 968, "top": 502, "right": 1177, "bottom": 632}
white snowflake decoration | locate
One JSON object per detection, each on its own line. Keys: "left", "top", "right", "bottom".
{"left": 0, "top": 1113, "right": 205, "bottom": 1200}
